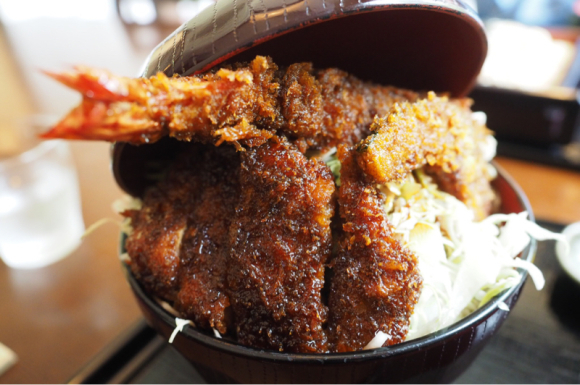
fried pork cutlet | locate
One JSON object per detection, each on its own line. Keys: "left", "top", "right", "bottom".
{"left": 279, "top": 62, "right": 418, "bottom": 150}
{"left": 228, "top": 137, "right": 335, "bottom": 353}
{"left": 124, "top": 188, "right": 185, "bottom": 301}
{"left": 356, "top": 92, "right": 495, "bottom": 219}
{"left": 124, "top": 146, "right": 239, "bottom": 332}
{"left": 123, "top": 157, "right": 195, "bottom": 302}
{"left": 328, "top": 147, "right": 422, "bottom": 352}
{"left": 42, "top": 56, "right": 418, "bottom": 151}
{"left": 173, "top": 147, "right": 240, "bottom": 334}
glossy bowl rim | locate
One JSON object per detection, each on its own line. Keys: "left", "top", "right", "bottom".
{"left": 122, "top": 161, "right": 536, "bottom": 363}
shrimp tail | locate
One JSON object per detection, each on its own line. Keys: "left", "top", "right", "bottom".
{"left": 40, "top": 61, "right": 270, "bottom": 145}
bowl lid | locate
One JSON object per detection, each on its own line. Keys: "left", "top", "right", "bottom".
{"left": 142, "top": 0, "right": 486, "bottom": 97}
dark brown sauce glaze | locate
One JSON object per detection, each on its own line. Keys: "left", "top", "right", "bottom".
{"left": 228, "top": 137, "right": 335, "bottom": 353}
{"left": 124, "top": 145, "right": 240, "bottom": 333}
{"left": 172, "top": 147, "right": 240, "bottom": 334}
{"left": 123, "top": 155, "right": 196, "bottom": 302}
{"left": 124, "top": 191, "right": 186, "bottom": 301}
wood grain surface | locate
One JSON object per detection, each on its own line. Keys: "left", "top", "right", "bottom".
{"left": 496, "top": 156, "right": 580, "bottom": 224}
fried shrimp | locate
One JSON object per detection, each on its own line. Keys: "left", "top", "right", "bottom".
{"left": 42, "top": 56, "right": 417, "bottom": 150}
{"left": 41, "top": 58, "right": 277, "bottom": 146}
{"left": 356, "top": 92, "right": 495, "bottom": 219}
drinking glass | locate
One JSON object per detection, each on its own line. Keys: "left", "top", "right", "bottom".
{"left": 0, "top": 123, "right": 84, "bottom": 269}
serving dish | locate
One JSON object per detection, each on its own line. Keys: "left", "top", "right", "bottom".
{"left": 106, "top": 0, "right": 539, "bottom": 383}
{"left": 121, "top": 163, "right": 535, "bottom": 383}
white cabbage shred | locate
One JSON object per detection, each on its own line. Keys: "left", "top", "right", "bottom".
{"left": 318, "top": 147, "right": 341, "bottom": 186}
{"left": 156, "top": 298, "right": 180, "bottom": 317}
{"left": 169, "top": 318, "right": 194, "bottom": 344}
{"left": 363, "top": 331, "right": 390, "bottom": 350}
{"left": 80, "top": 195, "right": 143, "bottom": 242}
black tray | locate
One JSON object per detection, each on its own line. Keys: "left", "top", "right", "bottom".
{"left": 68, "top": 221, "right": 580, "bottom": 384}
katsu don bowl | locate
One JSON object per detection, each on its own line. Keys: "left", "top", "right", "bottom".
{"left": 121, "top": 163, "right": 535, "bottom": 384}
{"left": 39, "top": 0, "right": 543, "bottom": 382}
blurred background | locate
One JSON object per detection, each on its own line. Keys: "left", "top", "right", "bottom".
{"left": 472, "top": 0, "right": 580, "bottom": 167}
{"left": 1, "top": 0, "right": 580, "bottom": 383}
{"left": 0, "top": 0, "right": 211, "bottom": 124}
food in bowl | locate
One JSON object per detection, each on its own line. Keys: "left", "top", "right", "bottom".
{"left": 43, "top": 56, "right": 557, "bottom": 354}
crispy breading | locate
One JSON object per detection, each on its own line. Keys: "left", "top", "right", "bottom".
{"left": 280, "top": 63, "right": 418, "bottom": 149}
{"left": 124, "top": 189, "right": 186, "bottom": 302}
{"left": 228, "top": 137, "right": 335, "bottom": 353}
{"left": 356, "top": 92, "right": 494, "bottom": 219}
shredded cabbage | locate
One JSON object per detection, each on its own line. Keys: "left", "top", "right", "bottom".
{"left": 155, "top": 298, "right": 180, "bottom": 317}
{"left": 119, "top": 252, "right": 130, "bottom": 263}
{"left": 112, "top": 195, "right": 142, "bottom": 236}
{"left": 112, "top": 195, "right": 142, "bottom": 213}
{"left": 316, "top": 136, "right": 561, "bottom": 343}
{"left": 378, "top": 170, "right": 563, "bottom": 341}
{"left": 81, "top": 218, "right": 120, "bottom": 239}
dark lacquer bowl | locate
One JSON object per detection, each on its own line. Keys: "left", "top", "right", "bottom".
{"left": 112, "top": 0, "right": 528, "bottom": 382}
{"left": 121, "top": 164, "right": 536, "bottom": 384}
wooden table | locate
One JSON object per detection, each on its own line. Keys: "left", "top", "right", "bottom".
{"left": 0, "top": 142, "right": 141, "bottom": 384}
{"left": 0, "top": 145, "right": 579, "bottom": 384}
